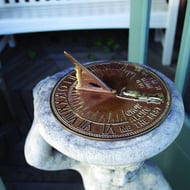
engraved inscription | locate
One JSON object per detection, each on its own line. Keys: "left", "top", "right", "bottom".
{"left": 147, "top": 107, "right": 161, "bottom": 120}
{"left": 120, "top": 125, "right": 132, "bottom": 133}
{"left": 136, "top": 77, "right": 162, "bottom": 91}
{"left": 129, "top": 107, "right": 151, "bottom": 123}
{"left": 124, "top": 103, "right": 143, "bottom": 117}
{"left": 134, "top": 119, "right": 149, "bottom": 128}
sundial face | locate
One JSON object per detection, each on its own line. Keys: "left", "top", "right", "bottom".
{"left": 50, "top": 59, "right": 171, "bottom": 141}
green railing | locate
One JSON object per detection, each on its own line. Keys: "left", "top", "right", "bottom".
{"left": 128, "top": 0, "right": 151, "bottom": 65}
{"left": 174, "top": 0, "right": 190, "bottom": 128}
{"left": 129, "top": 0, "right": 190, "bottom": 129}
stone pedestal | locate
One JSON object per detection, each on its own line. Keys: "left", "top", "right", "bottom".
{"left": 24, "top": 66, "right": 184, "bottom": 190}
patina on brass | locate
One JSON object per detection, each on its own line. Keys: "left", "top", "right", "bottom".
{"left": 50, "top": 52, "right": 171, "bottom": 141}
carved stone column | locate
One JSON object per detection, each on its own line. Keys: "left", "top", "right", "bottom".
{"left": 25, "top": 66, "right": 184, "bottom": 190}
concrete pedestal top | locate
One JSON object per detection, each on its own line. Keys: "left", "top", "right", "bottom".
{"left": 26, "top": 64, "right": 184, "bottom": 165}
{"left": 24, "top": 63, "right": 184, "bottom": 190}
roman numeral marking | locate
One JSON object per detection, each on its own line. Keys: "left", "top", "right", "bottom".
{"left": 103, "top": 124, "right": 115, "bottom": 134}
{"left": 68, "top": 75, "right": 76, "bottom": 80}
{"left": 77, "top": 120, "right": 93, "bottom": 132}
{"left": 63, "top": 110, "right": 78, "bottom": 125}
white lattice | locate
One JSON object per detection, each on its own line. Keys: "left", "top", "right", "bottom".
{"left": 0, "top": 0, "right": 123, "bottom": 7}
{"left": 0, "top": 0, "right": 179, "bottom": 65}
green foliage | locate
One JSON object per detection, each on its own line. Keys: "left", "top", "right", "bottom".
{"left": 85, "top": 31, "right": 126, "bottom": 60}
{"left": 27, "top": 50, "right": 37, "bottom": 60}
{"left": 94, "top": 38, "right": 120, "bottom": 53}
{"left": 87, "top": 53, "right": 97, "bottom": 61}
{"left": 95, "top": 38, "right": 103, "bottom": 47}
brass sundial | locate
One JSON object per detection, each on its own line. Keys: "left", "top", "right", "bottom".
{"left": 50, "top": 52, "right": 171, "bottom": 141}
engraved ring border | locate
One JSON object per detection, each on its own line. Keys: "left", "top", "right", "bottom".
{"left": 50, "top": 61, "right": 171, "bottom": 141}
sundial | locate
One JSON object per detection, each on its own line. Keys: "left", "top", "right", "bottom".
{"left": 50, "top": 52, "right": 171, "bottom": 141}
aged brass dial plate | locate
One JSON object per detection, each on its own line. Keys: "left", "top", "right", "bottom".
{"left": 50, "top": 61, "right": 171, "bottom": 141}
